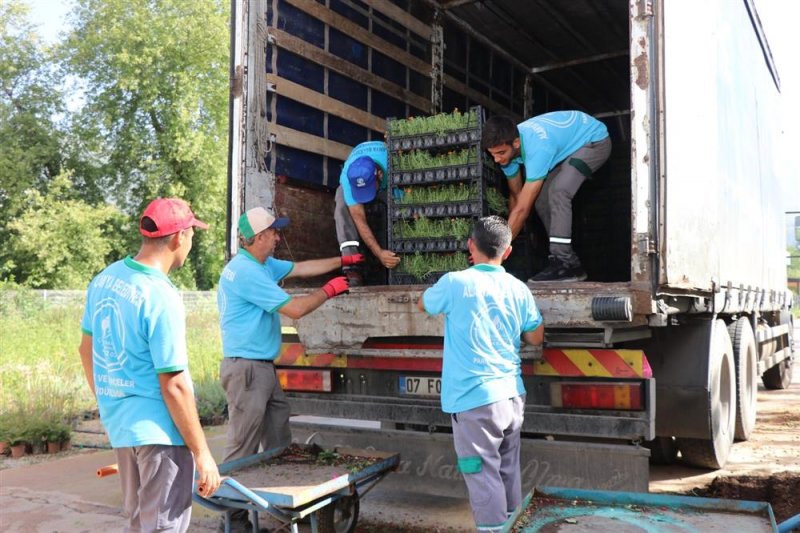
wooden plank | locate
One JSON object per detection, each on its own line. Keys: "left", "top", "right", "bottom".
{"left": 272, "top": 28, "right": 431, "bottom": 112}
{"left": 284, "top": 0, "right": 432, "bottom": 76}
{"left": 368, "top": 0, "right": 433, "bottom": 40}
{"left": 267, "top": 74, "right": 387, "bottom": 133}
{"left": 269, "top": 123, "right": 353, "bottom": 161}
{"left": 443, "top": 74, "right": 520, "bottom": 121}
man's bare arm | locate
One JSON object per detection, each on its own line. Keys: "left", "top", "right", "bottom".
{"left": 507, "top": 180, "right": 544, "bottom": 240}
{"left": 79, "top": 334, "right": 95, "bottom": 395}
{"left": 287, "top": 257, "right": 341, "bottom": 279}
{"left": 159, "top": 371, "right": 221, "bottom": 496}
{"left": 523, "top": 324, "right": 544, "bottom": 346}
{"left": 278, "top": 291, "right": 329, "bottom": 320}
{"left": 349, "top": 204, "right": 400, "bottom": 269}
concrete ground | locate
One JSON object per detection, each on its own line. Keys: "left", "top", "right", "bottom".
{"left": 1, "top": 328, "right": 798, "bottom": 532}
{"left": 0, "top": 423, "right": 473, "bottom": 532}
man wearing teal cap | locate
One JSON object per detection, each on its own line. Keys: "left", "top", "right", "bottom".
{"left": 216, "top": 206, "right": 358, "bottom": 532}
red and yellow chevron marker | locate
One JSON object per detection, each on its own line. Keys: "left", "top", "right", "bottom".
{"left": 533, "top": 349, "right": 652, "bottom": 378}
{"left": 276, "top": 326, "right": 346, "bottom": 368}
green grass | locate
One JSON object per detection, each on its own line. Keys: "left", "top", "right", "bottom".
{"left": 0, "top": 289, "right": 225, "bottom": 437}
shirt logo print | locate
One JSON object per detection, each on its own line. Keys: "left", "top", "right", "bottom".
{"left": 93, "top": 298, "right": 127, "bottom": 372}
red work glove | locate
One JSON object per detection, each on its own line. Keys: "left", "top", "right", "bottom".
{"left": 322, "top": 276, "right": 349, "bottom": 298}
{"left": 341, "top": 254, "right": 364, "bottom": 267}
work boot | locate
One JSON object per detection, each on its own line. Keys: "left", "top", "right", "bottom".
{"left": 529, "top": 256, "right": 587, "bottom": 282}
{"left": 343, "top": 266, "right": 364, "bottom": 287}
{"left": 340, "top": 243, "right": 363, "bottom": 287}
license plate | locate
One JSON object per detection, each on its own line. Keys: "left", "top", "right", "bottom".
{"left": 399, "top": 376, "right": 441, "bottom": 397}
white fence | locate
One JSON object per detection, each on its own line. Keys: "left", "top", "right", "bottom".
{"left": 4, "top": 290, "right": 217, "bottom": 309}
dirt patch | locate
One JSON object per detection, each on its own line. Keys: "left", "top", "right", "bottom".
{"left": 689, "top": 472, "right": 800, "bottom": 523}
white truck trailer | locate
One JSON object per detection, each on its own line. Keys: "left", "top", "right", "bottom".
{"left": 226, "top": 0, "right": 794, "bottom": 492}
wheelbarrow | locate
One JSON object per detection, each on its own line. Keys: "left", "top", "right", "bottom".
{"left": 192, "top": 443, "right": 399, "bottom": 533}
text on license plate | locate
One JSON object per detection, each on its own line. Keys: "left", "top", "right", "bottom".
{"left": 399, "top": 376, "right": 441, "bottom": 396}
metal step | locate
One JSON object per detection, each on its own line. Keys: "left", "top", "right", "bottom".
{"left": 290, "top": 420, "right": 649, "bottom": 497}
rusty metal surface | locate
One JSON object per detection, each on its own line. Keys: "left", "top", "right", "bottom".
{"left": 284, "top": 283, "right": 652, "bottom": 353}
{"left": 511, "top": 487, "right": 776, "bottom": 533}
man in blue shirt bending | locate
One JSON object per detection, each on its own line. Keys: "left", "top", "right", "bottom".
{"left": 482, "top": 111, "right": 612, "bottom": 282}
{"left": 419, "top": 216, "right": 544, "bottom": 532}
{"left": 333, "top": 141, "right": 400, "bottom": 284}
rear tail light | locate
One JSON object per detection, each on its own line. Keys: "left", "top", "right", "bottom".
{"left": 277, "top": 369, "right": 331, "bottom": 392}
{"left": 550, "top": 381, "right": 643, "bottom": 410}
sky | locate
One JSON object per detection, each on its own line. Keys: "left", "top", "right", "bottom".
{"left": 23, "top": 0, "right": 800, "bottom": 214}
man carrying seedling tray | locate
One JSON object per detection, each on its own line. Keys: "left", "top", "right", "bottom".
{"left": 334, "top": 140, "right": 400, "bottom": 285}
{"left": 482, "top": 111, "right": 612, "bottom": 282}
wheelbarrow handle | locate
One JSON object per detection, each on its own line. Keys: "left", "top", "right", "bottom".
{"left": 97, "top": 464, "right": 119, "bottom": 478}
{"left": 195, "top": 477, "right": 274, "bottom": 512}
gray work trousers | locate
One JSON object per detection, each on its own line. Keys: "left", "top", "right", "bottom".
{"left": 534, "top": 136, "right": 612, "bottom": 265}
{"left": 220, "top": 358, "right": 292, "bottom": 462}
{"left": 115, "top": 444, "right": 195, "bottom": 533}
{"left": 334, "top": 186, "right": 360, "bottom": 251}
{"left": 220, "top": 358, "right": 292, "bottom": 523}
{"left": 333, "top": 186, "right": 388, "bottom": 253}
{"left": 451, "top": 394, "right": 526, "bottom": 532}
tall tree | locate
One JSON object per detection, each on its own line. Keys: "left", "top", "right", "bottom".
{"left": 61, "top": 0, "right": 229, "bottom": 288}
{"left": 5, "top": 172, "right": 125, "bottom": 289}
{"left": 0, "top": 0, "right": 64, "bottom": 256}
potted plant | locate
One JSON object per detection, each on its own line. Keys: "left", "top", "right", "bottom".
{"left": 27, "top": 421, "right": 49, "bottom": 455}
{"left": 47, "top": 424, "right": 71, "bottom": 453}
{"left": 9, "top": 430, "right": 28, "bottom": 459}
{"left": 0, "top": 420, "right": 9, "bottom": 455}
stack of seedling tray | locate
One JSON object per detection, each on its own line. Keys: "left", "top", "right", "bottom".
{"left": 386, "top": 106, "right": 506, "bottom": 285}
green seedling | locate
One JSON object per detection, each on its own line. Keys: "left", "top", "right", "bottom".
{"left": 395, "top": 216, "right": 472, "bottom": 240}
{"left": 388, "top": 108, "right": 479, "bottom": 137}
{"left": 391, "top": 148, "right": 477, "bottom": 171}
{"left": 399, "top": 252, "right": 470, "bottom": 279}
{"left": 397, "top": 184, "right": 477, "bottom": 205}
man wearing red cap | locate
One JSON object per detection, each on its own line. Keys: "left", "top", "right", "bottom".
{"left": 217, "top": 206, "right": 356, "bottom": 532}
{"left": 79, "top": 198, "right": 221, "bottom": 532}
{"left": 334, "top": 141, "right": 400, "bottom": 284}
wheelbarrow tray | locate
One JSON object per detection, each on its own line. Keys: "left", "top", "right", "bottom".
{"left": 505, "top": 486, "right": 778, "bottom": 532}
{"left": 210, "top": 444, "right": 399, "bottom": 509}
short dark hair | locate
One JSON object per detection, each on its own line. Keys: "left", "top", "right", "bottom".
{"left": 238, "top": 234, "right": 257, "bottom": 248}
{"left": 481, "top": 116, "right": 518, "bottom": 150}
{"left": 471, "top": 216, "right": 511, "bottom": 259}
{"left": 140, "top": 216, "right": 173, "bottom": 246}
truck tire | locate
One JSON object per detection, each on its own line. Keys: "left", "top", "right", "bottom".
{"left": 728, "top": 318, "right": 757, "bottom": 441}
{"left": 762, "top": 311, "right": 794, "bottom": 390}
{"left": 315, "top": 493, "right": 359, "bottom": 533}
{"left": 762, "top": 359, "right": 794, "bottom": 390}
{"left": 677, "top": 319, "right": 736, "bottom": 469}
{"left": 644, "top": 436, "right": 678, "bottom": 465}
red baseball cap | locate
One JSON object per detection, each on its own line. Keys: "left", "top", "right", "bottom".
{"left": 139, "top": 198, "right": 209, "bottom": 238}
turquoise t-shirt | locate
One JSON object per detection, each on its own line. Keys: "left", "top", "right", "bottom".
{"left": 217, "top": 250, "right": 294, "bottom": 360}
{"left": 80, "top": 256, "right": 189, "bottom": 448}
{"left": 422, "top": 264, "right": 542, "bottom": 414}
{"left": 339, "top": 141, "right": 389, "bottom": 206}
{"left": 501, "top": 110, "right": 608, "bottom": 182}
